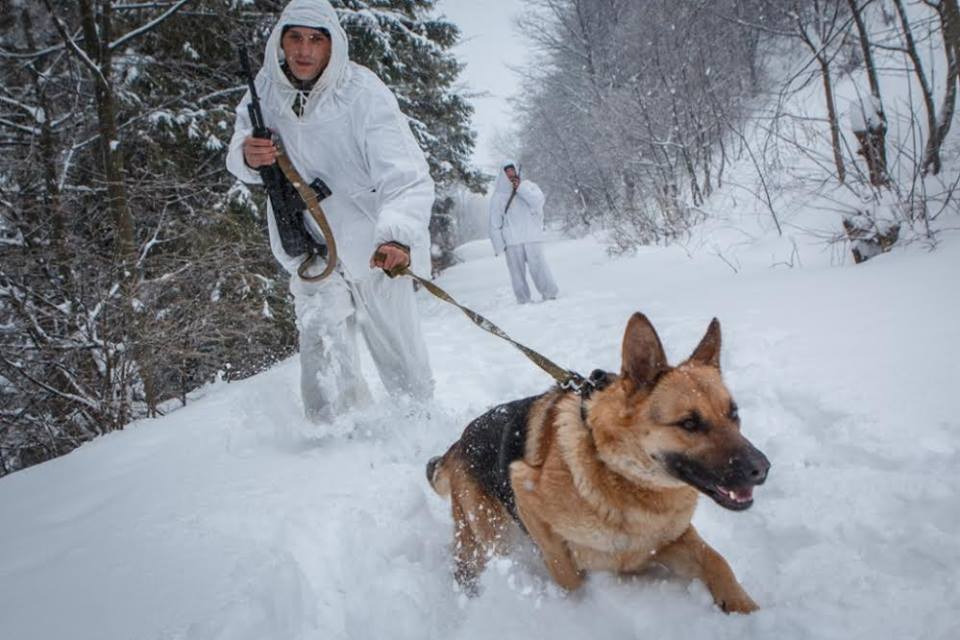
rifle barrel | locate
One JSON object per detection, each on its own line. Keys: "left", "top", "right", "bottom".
{"left": 238, "top": 46, "right": 269, "bottom": 138}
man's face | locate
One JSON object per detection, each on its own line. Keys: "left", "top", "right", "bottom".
{"left": 281, "top": 27, "right": 331, "bottom": 82}
{"left": 504, "top": 166, "right": 518, "bottom": 183}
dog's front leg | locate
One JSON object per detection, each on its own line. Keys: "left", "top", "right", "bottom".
{"left": 512, "top": 462, "right": 584, "bottom": 591}
{"left": 654, "top": 526, "right": 758, "bottom": 614}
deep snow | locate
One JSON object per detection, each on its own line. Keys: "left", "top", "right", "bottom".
{"left": 1, "top": 226, "right": 958, "bottom": 640}
{"left": 5, "top": 1, "right": 960, "bottom": 636}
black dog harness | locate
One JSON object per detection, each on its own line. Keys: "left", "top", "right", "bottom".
{"left": 579, "top": 368, "right": 614, "bottom": 423}
{"left": 458, "top": 369, "right": 614, "bottom": 524}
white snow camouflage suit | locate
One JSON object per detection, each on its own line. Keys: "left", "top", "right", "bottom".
{"left": 488, "top": 161, "right": 559, "bottom": 304}
{"left": 226, "top": 0, "right": 434, "bottom": 421}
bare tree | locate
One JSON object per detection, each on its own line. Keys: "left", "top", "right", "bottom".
{"left": 514, "top": 0, "right": 770, "bottom": 247}
{"left": 893, "top": 0, "right": 944, "bottom": 174}
{"left": 847, "top": 0, "right": 889, "bottom": 186}
{"left": 789, "top": 0, "right": 852, "bottom": 183}
{"left": 921, "top": 0, "right": 960, "bottom": 175}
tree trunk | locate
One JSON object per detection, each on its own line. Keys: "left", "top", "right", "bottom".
{"left": 792, "top": 2, "right": 847, "bottom": 183}
{"left": 74, "top": 0, "right": 159, "bottom": 416}
{"left": 944, "top": 0, "right": 960, "bottom": 59}
{"left": 931, "top": 0, "right": 960, "bottom": 176}
{"left": 818, "top": 54, "right": 847, "bottom": 183}
{"left": 847, "top": 0, "right": 883, "bottom": 100}
{"left": 77, "top": 0, "right": 136, "bottom": 268}
{"left": 20, "top": 8, "right": 72, "bottom": 272}
{"left": 847, "top": 0, "right": 889, "bottom": 186}
{"left": 894, "top": 0, "right": 942, "bottom": 174}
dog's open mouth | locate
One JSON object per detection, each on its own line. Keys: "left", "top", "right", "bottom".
{"left": 706, "top": 484, "right": 755, "bottom": 511}
{"left": 663, "top": 453, "right": 763, "bottom": 511}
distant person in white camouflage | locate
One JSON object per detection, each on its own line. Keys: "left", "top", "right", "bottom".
{"left": 488, "top": 161, "right": 559, "bottom": 304}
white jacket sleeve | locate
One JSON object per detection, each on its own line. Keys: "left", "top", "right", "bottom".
{"left": 362, "top": 84, "right": 435, "bottom": 266}
{"left": 515, "top": 181, "right": 545, "bottom": 225}
{"left": 226, "top": 90, "right": 263, "bottom": 185}
{"left": 488, "top": 195, "right": 506, "bottom": 255}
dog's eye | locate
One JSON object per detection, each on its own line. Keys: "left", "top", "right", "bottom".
{"left": 677, "top": 415, "right": 704, "bottom": 433}
{"left": 729, "top": 403, "right": 739, "bottom": 421}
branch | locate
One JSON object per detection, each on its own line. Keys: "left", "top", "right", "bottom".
{"left": 115, "top": 2, "right": 180, "bottom": 8}
{"left": 0, "top": 96, "right": 44, "bottom": 122}
{"left": 0, "top": 117, "right": 40, "bottom": 136}
{"left": 109, "top": 0, "right": 193, "bottom": 51}
{"left": 712, "top": 13, "right": 796, "bottom": 38}
{"left": 0, "top": 356, "right": 101, "bottom": 411}
{"left": 40, "top": 0, "right": 107, "bottom": 86}
{"left": 196, "top": 85, "right": 246, "bottom": 106}
{"left": 0, "top": 42, "right": 69, "bottom": 60}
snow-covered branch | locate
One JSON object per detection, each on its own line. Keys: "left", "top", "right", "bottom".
{"left": 109, "top": 0, "right": 193, "bottom": 52}
{"left": 40, "top": 0, "right": 107, "bottom": 86}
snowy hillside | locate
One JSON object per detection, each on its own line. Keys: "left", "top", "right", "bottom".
{"left": 1, "top": 227, "right": 958, "bottom": 639}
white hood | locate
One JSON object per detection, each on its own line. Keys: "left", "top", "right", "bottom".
{"left": 260, "top": 0, "right": 350, "bottom": 118}
{"left": 492, "top": 159, "right": 521, "bottom": 196}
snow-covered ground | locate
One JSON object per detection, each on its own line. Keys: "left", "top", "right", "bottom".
{"left": 1, "top": 223, "right": 958, "bottom": 639}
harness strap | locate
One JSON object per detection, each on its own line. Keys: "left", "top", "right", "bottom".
{"left": 273, "top": 142, "right": 339, "bottom": 282}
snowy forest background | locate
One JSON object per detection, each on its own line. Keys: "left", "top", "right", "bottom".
{"left": 1, "top": 0, "right": 958, "bottom": 476}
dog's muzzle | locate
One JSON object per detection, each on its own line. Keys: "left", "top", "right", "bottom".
{"left": 664, "top": 444, "right": 770, "bottom": 511}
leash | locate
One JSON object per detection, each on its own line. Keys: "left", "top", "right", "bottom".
{"left": 380, "top": 259, "right": 594, "bottom": 394}
{"left": 274, "top": 141, "right": 339, "bottom": 282}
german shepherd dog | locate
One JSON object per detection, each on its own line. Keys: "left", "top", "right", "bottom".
{"left": 426, "top": 313, "right": 770, "bottom": 613}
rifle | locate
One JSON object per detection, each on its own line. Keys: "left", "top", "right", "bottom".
{"left": 503, "top": 187, "right": 518, "bottom": 214}
{"left": 238, "top": 47, "right": 335, "bottom": 277}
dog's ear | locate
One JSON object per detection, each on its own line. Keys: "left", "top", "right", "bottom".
{"left": 621, "top": 313, "right": 668, "bottom": 389}
{"left": 688, "top": 317, "right": 722, "bottom": 369}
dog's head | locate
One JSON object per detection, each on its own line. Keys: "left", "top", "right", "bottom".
{"left": 590, "top": 313, "right": 770, "bottom": 511}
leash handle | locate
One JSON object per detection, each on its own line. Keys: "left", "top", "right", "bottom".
{"left": 372, "top": 243, "right": 410, "bottom": 278}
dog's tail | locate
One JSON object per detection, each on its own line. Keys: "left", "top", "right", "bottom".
{"left": 426, "top": 454, "right": 451, "bottom": 497}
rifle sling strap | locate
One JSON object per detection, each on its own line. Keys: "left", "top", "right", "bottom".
{"left": 503, "top": 187, "right": 518, "bottom": 214}
{"left": 274, "top": 143, "right": 338, "bottom": 282}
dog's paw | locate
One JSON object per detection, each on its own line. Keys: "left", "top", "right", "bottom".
{"left": 719, "top": 592, "right": 759, "bottom": 614}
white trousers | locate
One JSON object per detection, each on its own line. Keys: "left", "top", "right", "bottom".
{"left": 504, "top": 243, "right": 559, "bottom": 304}
{"left": 291, "top": 270, "right": 434, "bottom": 422}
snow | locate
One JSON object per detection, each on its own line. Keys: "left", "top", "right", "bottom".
{"left": 1, "top": 225, "right": 958, "bottom": 639}
{"left": 848, "top": 94, "right": 883, "bottom": 133}
{"left": 3, "top": 4, "right": 959, "bottom": 637}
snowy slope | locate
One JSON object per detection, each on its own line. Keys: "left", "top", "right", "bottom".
{"left": 1, "top": 228, "right": 958, "bottom": 640}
